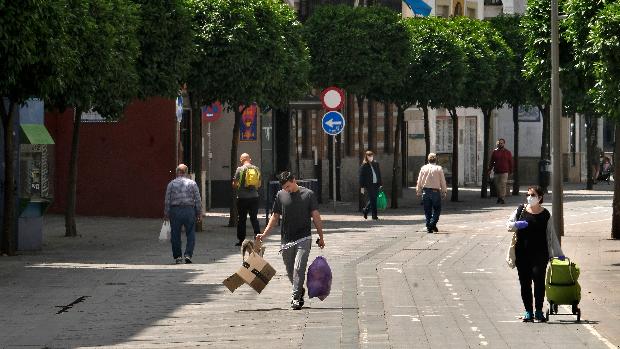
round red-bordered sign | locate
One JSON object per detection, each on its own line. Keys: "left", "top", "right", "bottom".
{"left": 320, "top": 87, "right": 345, "bottom": 111}
{"left": 202, "top": 101, "right": 223, "bottom": 123}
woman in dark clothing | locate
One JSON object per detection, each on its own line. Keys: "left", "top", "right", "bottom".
{"left": 506, "top": 185, "right": 563, "bottom": 322}
{"left": 358, "top": 150, "right": 383, "bottom": 220}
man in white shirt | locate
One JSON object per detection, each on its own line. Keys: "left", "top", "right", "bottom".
{"left": 416, "top": 153, "right": 447, "bottom": 233}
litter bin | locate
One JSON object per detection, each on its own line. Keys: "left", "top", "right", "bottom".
{"left": 538, "top": 159, "right": 551, "bottom": 193}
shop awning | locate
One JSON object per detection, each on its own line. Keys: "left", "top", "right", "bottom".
{"left": 404, "top": 0, "right": 432, "bottom": 16}
{"left": 20, "top": 124, "right": 55, "bottom": 144}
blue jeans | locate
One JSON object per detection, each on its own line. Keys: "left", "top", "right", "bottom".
{"left": 422, "top": 188, "right": 441, "bottom": 230}
{"left": 170, "top": 206, "right": 196, "bottom": 259}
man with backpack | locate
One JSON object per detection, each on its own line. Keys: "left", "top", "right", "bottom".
{"left": 232, "top": 153, "right": 261, "bottom": 246}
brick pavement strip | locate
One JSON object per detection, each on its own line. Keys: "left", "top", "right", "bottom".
{"left": 0, "top": 186, "right": 619, "bottom": 348}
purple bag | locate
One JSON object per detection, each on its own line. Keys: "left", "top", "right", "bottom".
{"left": 307, "top": 256, "right": 332, "bottom": 301}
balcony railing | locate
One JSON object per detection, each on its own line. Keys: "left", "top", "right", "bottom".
{"left": 484, "top": 0, "right": 503, "bottom": 5}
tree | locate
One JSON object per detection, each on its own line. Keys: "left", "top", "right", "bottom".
{"left": 478, "top": 18, "right": 515, "bottom": 199}
{"left": 396, "top": 17, "right": 465, "bottom": 203}
{"left": 522, "top": 0, "right": 575, "bottom": 165}
{"left": 445, "top": 17, "right": 498, "bottom": 202}
{"left": 488, "top": 14, "right": 533, "bottom": 196}
{"left": 48, "top": 0, "right": 141, "bottom": 237}
{"left": 589, "top": 2, "right": 620, "bottom": 239}
{"left": 132, "top": 0, "right": 193, "bottom": 99}
{"left": 1, "top": 0, "right": 74, "bottom": 254}
{"left": 189, "top": 0, "right": 309, "bottom": 227}
{"left": 564, "top": 0, "right": 613, "bottom": 190}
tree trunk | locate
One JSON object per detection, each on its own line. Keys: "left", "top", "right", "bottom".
{"left": 449, "top": 108, "right": 459, "bottom": 202}
{"left": 192, "top": 97, "right": 203, "bottom": 231}
{"left": 384, "top": 103, "right": 392, "bottom": 154}
{"left": 368, "top": 98, "right": 376, "bottom": 152}
{"left": 228, "top": 106, "right": 244, "bottom": 227}
{"left": 585, "top": 113, "right": 596, "bottom": 190}
{"left": 65, "top": 106, "right": 83, "bottom": 237}
{"left": 391, "top": 106, "right": 403, "bottom": 208}
{"left": 422, "top": 105, "right": 430, "bottom": 162}
{"left": 512, "top": 104, "right": 520, "bottom": 195}
{"left": 357, "top": 95, "right": 365, "bottom": 211}
{"left": 356, "top": 95, "right": 365, "bottom": 161}
{"left": 612, "top": 120, "right": 620, "bottom": 239}
{"left": 1, "top": 101, "right": 17, "bottom": 255}
{"left": 539, "top": 105, "right": 550, "bottom": 160}
{"left": 480, "top": 108, "right": 492, "bottom": 198}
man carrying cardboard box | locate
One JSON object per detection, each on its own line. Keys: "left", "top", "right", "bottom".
{"left": 256, "top": 171, "right": 326, "bottom": 310}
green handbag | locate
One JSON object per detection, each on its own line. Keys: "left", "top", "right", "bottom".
{"left": 377, "top": 189, "right": 387, "bottom": 210}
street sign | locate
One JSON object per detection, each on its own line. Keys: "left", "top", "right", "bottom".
{"left": 320, "top": 87, "right": 344, "bottom": 111}
{"left": 322, "top": 111, "right": 345, "bottom": 136}
{"left": 202, "top": 101, "right": 223, "bottom": 123}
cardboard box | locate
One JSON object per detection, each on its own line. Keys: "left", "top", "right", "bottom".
{"left": 223, "top": 240, "right": 276, "bottom": 294}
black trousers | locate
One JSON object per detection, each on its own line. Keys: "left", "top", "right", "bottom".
{"left": 516, "top": 257, "right": 548, "bottom": 313}
{"left": 363, "top": 184, "right": 379, "bottom": 219}
{"left": 236, "top": 197, "right": 260, "bottom": 242}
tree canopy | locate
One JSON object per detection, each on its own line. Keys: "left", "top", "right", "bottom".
{"left": 132, "top": 0, "right": 194, "bottom": 99}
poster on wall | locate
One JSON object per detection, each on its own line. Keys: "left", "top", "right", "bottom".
{"left": 240, "top": 104, "right": 257, "bottom": 142}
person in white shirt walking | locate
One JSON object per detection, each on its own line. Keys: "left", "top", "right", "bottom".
{"left": 416, "top": 153, "right": 447, "bottom": 233}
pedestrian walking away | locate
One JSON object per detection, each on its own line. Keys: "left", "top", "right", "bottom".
{"left": 233, "top": 153, "right": 261, "bottom": 246}
{"left": 506, "top": 185, "right": 563, "bottom": 322}
{"left": 164, "top": 164, "right": 202, "bottom": 264}
{"left": 416, "top": 153, "right": 447, "bottom": 233}
{"left": 359, "top": 150, "right": 383, "bottom": 220}
{"left": 488, "top": 138, "right": 513, "bottom": 204}
{"left": 256, "top": 171, "right": 325, "bottom": 310}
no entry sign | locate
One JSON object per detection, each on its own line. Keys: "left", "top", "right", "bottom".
{"left": 320, "top": 87, "right": 345, "bottom": 111}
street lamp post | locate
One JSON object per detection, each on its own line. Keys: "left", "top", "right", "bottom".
{"left": 551, "top": 0, "right": 564, "bottom": 243}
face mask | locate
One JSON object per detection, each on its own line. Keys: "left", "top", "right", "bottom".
{"left": 527, "top": 195, "right": 539, "bottom": 206}
{"left": 368, "top": 156, "right": 374, "bottom": 162}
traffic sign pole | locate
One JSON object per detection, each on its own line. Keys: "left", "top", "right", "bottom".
{"left": 333, "top": 136, "right": 336, "bottom": 211}
{"left": 320, "top": 88, "right": 345, "bottom": 212}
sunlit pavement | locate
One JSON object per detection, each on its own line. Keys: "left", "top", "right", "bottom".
{"left": 0, "top": 184, "right": 618, "bottom": 348}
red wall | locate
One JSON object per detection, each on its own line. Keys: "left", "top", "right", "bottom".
{"left": 46, "top": 98, "right": 177, "bottom": 218}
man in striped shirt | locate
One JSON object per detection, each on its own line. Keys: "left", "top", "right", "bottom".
{"left": 416, "top": 153, "right": 448, "bottom": 233}
{"left": 164, "top": 164, "right": 202, "bottom": 264}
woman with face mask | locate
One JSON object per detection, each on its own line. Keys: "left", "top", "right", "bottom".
{"left": 506, "top": 185, "right": 563, "bottom": 322}
{"left": 358, "top": 150, "right": 383, "bottom": 220}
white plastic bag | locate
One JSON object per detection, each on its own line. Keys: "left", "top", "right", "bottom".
{"left": 506, "top": 231, "right": 517, "bottom": 269}
{"left": 159, "top": 221, "right": 171, "bottom": 242}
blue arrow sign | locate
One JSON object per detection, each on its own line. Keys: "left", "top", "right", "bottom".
{"left": 322, "top": 111, "right": 345, "bottom": 136}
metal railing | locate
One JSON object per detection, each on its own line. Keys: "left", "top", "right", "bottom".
{"left": 484, "top": 0, "right": 503, "bottom": 5}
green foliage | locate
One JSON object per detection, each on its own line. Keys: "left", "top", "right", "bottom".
{"left": 132, "top": 0, "right": 194, "bottom": 99}
{"left": 522, "top": 0, "right": 574, "bottom": 106}
{"left": 488, "top": 14, "right": 533, "bottom": 108}
{"left": 304, "top": 5, "right": 409, "bottom": 100}
{"left": 446, "top": 17, "right": 498, "bottom": 110}
{"left": 50, "top": 0, "right": 141, "bottom": 118}
{"left": 189, "top": 0, "right": 309, "bottom": 109}
{"left": 398, "top": 16, "right": 466, "bottom": 109}
{"left": 590, "top": 2, "right": 620, "bottom": 118}
{"left": 0, "top": 0, "right": 74, "bottom": 104}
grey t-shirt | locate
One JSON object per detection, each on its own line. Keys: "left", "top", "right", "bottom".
{"left": 234, "top": 164, "right": 260, "bottom": 199}
{"left": 272, "top": 186, "right": 318, "bottom": 243}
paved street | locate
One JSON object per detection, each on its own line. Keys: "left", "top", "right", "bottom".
{"left": 1, "top": 185, "right": 619, "bottom": 348}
